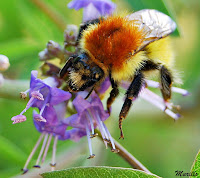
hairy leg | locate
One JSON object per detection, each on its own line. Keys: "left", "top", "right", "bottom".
{"left": 160, "top": 66, "right": 173, "bottom": 102}
{"left": 119, "top": 72, "right": 144, "bottom": 139}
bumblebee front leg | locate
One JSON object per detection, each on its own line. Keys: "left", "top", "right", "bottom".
{"left": 119, "top": 72, "right": 144, "bottom": 139}
{"left": 160, "top": 66, "right": 173, "bottom": 102}
{"left": 107, "top": 73, "right": 119, "bottom": 114}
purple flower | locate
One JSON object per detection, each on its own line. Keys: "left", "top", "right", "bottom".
{"left": 63, "top": 92, "right": 118, "bottom": 159}
{"left": 60, "top": 128, "right": 87, "bottom": 142}
{"left": 96, "top": 77, "right": 111, "bottom": 96}
{"left": 22, "top": 103, "right": 86, "bottom": 174}
{"left": 11, "top": 70, "right": 71, "bottom": 124}
{"left": 33, "top": 104, "right": 67, "bottom": 137}
{"left": 68, "top": 0, "right": 116, "bottom": 22}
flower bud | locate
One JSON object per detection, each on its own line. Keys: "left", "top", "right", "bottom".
{"left": 64, "top": 24, "right": 78, "bottom": 43}
{"left": 0, "top": 55, "right": 10, "bottom": 71}
{"left": 39, "top": 41, "right": 64, "bottom": 61}
{"left": 47, "top": 40, "right": 62, "bottom": 52}
{"left": 39, "top": 49, "right": 49, "bottom": 61}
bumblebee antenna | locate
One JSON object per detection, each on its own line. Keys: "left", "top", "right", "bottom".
{"left": 59, "top": 56, "right": 76, "bottom": 79}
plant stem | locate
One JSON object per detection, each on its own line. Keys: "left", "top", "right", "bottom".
{"left": 31, "top": 0, "right": 66, "bottom": 31}
{"left": 95, "top": 129, "right": 151, "bottom": 174}
{"left": 0, "top": 79, "right": 29, "bottom": 100}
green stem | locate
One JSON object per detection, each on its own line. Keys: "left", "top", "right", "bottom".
{"left": 95, "top": 129, "right": 151, "bottom": 174}
{"left": 0, "top": 79, "right": 29, "bottom": 100}
{"left": 31, "top": 0, "right": 66, "bottom": 31}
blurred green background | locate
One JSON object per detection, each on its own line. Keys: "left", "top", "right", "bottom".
{"left": 0, "top": 0, "right": 200, "bottom": 177}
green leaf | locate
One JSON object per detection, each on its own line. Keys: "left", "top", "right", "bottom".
{"left": 191, "top": 150, "right": 200, "bottom": 177}
{"left": 125, "top": 0, "right": 180, "bottom": 36}
{"left": 41, "top": 166, "right": 160, "bottom": 178}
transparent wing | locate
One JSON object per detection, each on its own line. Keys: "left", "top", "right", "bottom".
{"left": 127, "top": 9, "right": 177, "bottom": 52}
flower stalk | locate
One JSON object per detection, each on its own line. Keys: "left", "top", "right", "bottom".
{"left": 31, "top": 0, "right": 66, "bottom": 31}
{"left": 95, "top": 129, "right": 152, "bottom": 174}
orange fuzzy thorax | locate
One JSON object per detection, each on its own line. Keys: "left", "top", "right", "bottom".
{"left": 80, "top": 16, "right": 144, "bottom": 71}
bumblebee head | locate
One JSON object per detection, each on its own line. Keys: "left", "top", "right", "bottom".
{"left": 60, "top": 53, "right": 104, "bottom": 92}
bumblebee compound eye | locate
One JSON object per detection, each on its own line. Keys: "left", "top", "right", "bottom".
{"left": 71, "top": 53, "right": 90, "bottom": 70}
{"left": 80, "top": 66, "right": 104, "bottom": 91}
{"left": 92, "top": 66, "right": 104, "bottom": 81}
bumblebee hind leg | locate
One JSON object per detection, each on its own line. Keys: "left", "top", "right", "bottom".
{"left": 119, "top": 72, "right": 144, "bottom": 139}
{"left": 160, "top": 65, "right": 173, "bottom": 102}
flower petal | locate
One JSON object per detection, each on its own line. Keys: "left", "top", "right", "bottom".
{"left": 93, "top": 0, "right": 116, "bottom": 15}
{"left": 72, "top": 95, "right": 91, "bottom": 114}
{"left": 33, "top": 106, "right": 59, "bottom": 133}
{"left": 97, "top": 77, "right": 111, "bottom": 94}
{"left": 52, "top": 124, "right": 68, "bottom": 137}
{"left": 90, "top": 93, "right": 109, "bottom": 120}
{"left": 59, "top": 128, "right": 86, "bottom": 141}
{"left": 83, "top": 3, "right": 102, "bottom": 22}
{"left": 62, "top": 114, "right": 84, "bottom": 128}
{"left": 68, "top": 0, "right": 91, "bottom": 10}
{"left": 54, "top": 102, "right": 67, "bottom": 121}
{"left": 42, "top": 105, "right": 58, "bottom": 125}
{"left": 43, "top": 77, "right": 58, "bottom": 88}
{"left": 30, "top": 70, "right": 44, "bottom": 89}
{"left": 50, "top": 88, "right": 72, "bottom": 105}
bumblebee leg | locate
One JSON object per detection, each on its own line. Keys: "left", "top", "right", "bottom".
{"left": 160, "top": 66, "right": 173, "bottom": 102}
{"left": 107, "top": 73, "right": 119, "bottom": 114}
{"left": 119, "top": 72, "right": 144, "bottom": 139}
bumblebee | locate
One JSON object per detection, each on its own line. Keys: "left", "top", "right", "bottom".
{"left": 60, "top": 9, "right": 177, "bottom": 139}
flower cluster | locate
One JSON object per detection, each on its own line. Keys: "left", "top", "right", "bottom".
{"left": 63, "top": 92, "right": 119, "bottom": 158}
{"left": 10, "top": 71, "right": 72, "bottom": 173}
{"left": 11, "top": 70, "right": 71, "bottom": 124}
{"left": 22, "top": 101, "right": 88, "bottom": 173}
{"left": 11, "top": 0, "right": 118, "bottom": 173}
{"left": 10, "top": 0, "right": 189, "bottom": 174}
{"left": 13, "top": 70, "right": 116, "bottom": 173}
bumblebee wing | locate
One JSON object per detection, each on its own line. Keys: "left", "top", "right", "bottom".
{"left": 127, "top": 9, "right": 176, "bottom": 52}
